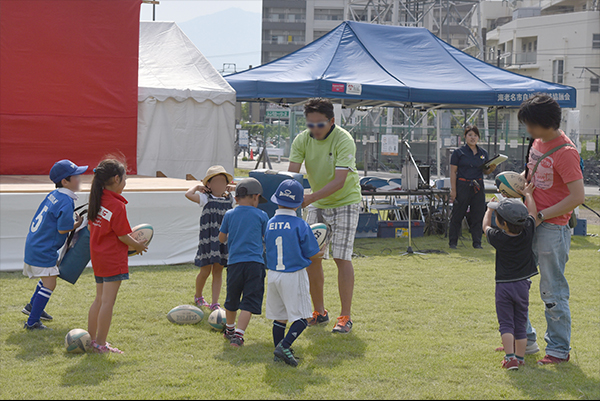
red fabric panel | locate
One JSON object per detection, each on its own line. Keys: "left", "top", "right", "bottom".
{"left": 0, "top": 0, "right": 141, "bottom": 175}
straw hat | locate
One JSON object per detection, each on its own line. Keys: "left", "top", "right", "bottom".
{"left": 202, "top": 165, "right": 233, "bottom": 186}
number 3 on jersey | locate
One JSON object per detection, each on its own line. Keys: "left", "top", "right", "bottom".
{"left": 30, "top": 205, "right": 49, "bottom": 233}
{"left": 275, "top": 236, "right": 286, "bottom": 271}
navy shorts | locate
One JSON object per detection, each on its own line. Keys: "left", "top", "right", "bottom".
{"left": 224, "top": 262, "right": 265, "bottom": 315}
{"left": 495, "top": 279, "right": 531, "bottom": 340}
{"left": 95, "top": 273, "right": 129, "bottom": 284}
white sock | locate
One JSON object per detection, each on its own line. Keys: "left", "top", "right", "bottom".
{"left": 235, "top": 328, "right": 245, "bottom": 336}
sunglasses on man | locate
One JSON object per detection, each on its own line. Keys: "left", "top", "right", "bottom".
{"left": 306, "top": 120, "right": 330, "bottom": 129}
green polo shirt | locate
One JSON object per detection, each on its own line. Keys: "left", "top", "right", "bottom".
{"left": 289, "top": 125, "right": 362, "bottom": 209}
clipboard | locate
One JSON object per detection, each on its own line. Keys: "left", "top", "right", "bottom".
{"left": 479, "top": 154, "right": 508, "bottom": 170}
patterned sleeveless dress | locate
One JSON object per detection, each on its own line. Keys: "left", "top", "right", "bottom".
{"left": 194, "top": 194, "right": 233, "bottom": 267}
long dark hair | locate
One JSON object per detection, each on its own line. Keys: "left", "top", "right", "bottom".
{"left": 88, "top": 158, "right": 126, "bottom": 222}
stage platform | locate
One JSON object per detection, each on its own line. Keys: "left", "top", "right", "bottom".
{"left": 0, "top": 176, "right": 201, "bottom": 272}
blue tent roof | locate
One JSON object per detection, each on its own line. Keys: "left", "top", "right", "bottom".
{"left": 225, "top": 21, "right": 576, "bottom": 108}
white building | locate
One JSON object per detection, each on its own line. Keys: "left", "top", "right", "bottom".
{"left": 484, "top": 0, "right": 599, "bottom": 137}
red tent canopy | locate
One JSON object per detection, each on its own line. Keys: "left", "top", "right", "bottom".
{"left": 0, "top": 0, "right": 141, "bottom": 175}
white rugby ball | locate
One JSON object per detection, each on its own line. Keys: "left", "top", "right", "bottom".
{"left": 311, "top": 223, "right": 330, "bottom": 249}
{"left": 167, "top": 305, "right": 204, "bottom": 325}
{"left": 495, "top": 172, "right": 526, "bottom": 198}
{"left": 128, "top": 223, "right": 154, "bottom": 256}
{"left": 208, "top": 308, "right": 227, "bottom": 331}
{"left": 65, "top": 328, "right": 91, "bottom": 353}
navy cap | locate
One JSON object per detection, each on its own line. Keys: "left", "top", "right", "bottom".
{"left": 271, "top": 179, "right": 304, "bottom": 208}
{"left": 49, "top": 160, "right": 88, "bottom": 184}
{"left": 493, "top": 198, "right": 529, "bottom": 225}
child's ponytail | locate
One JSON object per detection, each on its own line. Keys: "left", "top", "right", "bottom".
{"left": 88, "top": 159, "right": 127, "bottom": 222}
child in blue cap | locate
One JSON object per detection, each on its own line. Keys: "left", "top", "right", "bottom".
{"left": 265, "top": 179, "right": 324, "bottom": 367}
{"left": 22, "top": 159, "right": 87, "bottom": 330}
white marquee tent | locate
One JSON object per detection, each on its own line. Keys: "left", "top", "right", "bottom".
{"left": 137, "top": 21, "right": 236, "bottom": 179}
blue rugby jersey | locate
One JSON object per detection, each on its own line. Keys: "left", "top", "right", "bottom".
{"left": 24, "top": 189, "right": 76, "bottom": 267}
{"left": 265, "top": 209, "right": 321, "bottom": 273}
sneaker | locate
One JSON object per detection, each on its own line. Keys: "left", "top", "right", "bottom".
{"left": 22, "top": 303, "right": 53, "bottom": 321}
{"left": 230, "top": 335, "right": 244, "bottom": 348}
{"left": 274, "top": 342, "right": 298, "bottom": 367}
{"left": 495, "top": 342, "right": 540, "bottom": 355}
{"left": 91, "top": 340, "right": 124, "bottom": 354}
{"left": 274, "top": 347, "right": 298, "bottom": 362}
{"left": 537, "top": 354, "right": 570, "bottom": 365}
{"left": 332, "top": 316, "right": 353, "bottom": 334}
{"left": 518, "top": 359, "right": 526, "bottom": 367}
{"left": 526, "top": 342, "right": 540, "bottom": 354}
{"left": 502, "top": 357, "right": 519, "bottom": 370}
{"left": 449, "top": 244, "right": 457, "bottom": 249}
{"left": 23, "top": 321, "right": 51, "bottom": 330}
{"left": 223, "top": 328, "right": 235, "bottom": 341}
{"left": 209, "top": 303, "right": 221, "bottom": 311}
{"left": 473, "top": 244, "right": 483, "bottom": 249}
{"left": 307, "top": 310, "right": 329, "bottom": 326}
{"left": 194, "top": 296, "right": 209, "bottom": 308}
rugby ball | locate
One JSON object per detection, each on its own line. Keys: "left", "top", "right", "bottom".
{"left": 167, "top": 305, "right": 204, "bottom": 325}
{"left": 208, "top": 308, "right": 227, "bottom": 331}
{"left": 65, "top": 328, "right": 91, "bottom": 353}
{"left": 495, "top": 172, "right": 526, "bottom": 198}
{"left": 311, "top": 223, "right": 331, "bottom": 249}
{"left": 128, "top": 223, "right": 154, "bottom": 256}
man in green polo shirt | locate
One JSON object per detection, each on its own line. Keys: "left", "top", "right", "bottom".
{"left": 288, "top": 98, "right": 362, "bottom": 334}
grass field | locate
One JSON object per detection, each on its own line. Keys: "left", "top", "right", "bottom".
{"left": 1, "top": 226, "right": 599, "bottom": 400}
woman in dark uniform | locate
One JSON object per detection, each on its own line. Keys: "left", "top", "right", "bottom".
{"left": 449, "top": 126, "right": 496, "bottom": 249}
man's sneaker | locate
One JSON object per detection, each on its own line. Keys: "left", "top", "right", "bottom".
{"left": 502, "top": 357, "right": 519, "bottom": 370}
{"left": 537, "top": 354, "right": 570, "bottom": 365}
{"left": 274, "top": 342, "right": 298, "bottom": 367}
{"left": 526, "top": 342, "right": 540, "bottom": 354}
{"left": 194, "top": 296, "right": 209, "bottom": 308}
{"left": 22, "top": 304, "right": 53, "bottom": 321}
{"left": 332, "top": 316, "right": 353, "bottom": 334}
{"left": 307, "top": 310, "right": 329, "bottom": 326}
{"left": 223, "top": 329, "right": 235, "bottom": 341}
{"left": 23, "top": 321, "right": 51, "bottom": 330}
{"left": 495, "top": 341, "right": 540, "bottom": 355}
{"left": 230, "top": 335, "right": 244, "bottom": 348}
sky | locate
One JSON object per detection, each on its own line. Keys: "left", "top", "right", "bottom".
{"left": 140, "top": 0, "right": 262, "bottom": 71}
{"left": 140, "top": 0, "right": 261, "bottom": 24}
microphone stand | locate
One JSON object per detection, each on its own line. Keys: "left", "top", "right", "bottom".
{"left": 401, "top": 140, "right": 426, "bottom": 256}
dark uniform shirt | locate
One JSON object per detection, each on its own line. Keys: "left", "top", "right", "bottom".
{"left": 450, "top": 145, "right": 488, "bottom": 180}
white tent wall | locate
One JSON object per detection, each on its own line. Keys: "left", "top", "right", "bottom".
{"left": 137, "top": 21, "right": 236, "bottom": 180}
{"left": 137, "top": 97, "right": 235, "bottom": 179}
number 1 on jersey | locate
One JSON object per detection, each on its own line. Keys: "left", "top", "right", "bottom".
{"left": 275, "top": 236, "right": 285, "bottom": 271}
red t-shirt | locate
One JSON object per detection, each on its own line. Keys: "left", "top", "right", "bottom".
{"left": 89, "top": 189, "right": 132, "bottom": 277}
{"left": 526, "top": 131, "right": 582, "bottom": 226}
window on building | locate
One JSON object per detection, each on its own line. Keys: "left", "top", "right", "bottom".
{"left": 552, "top": 59, "right": 564, "bottom": 84}
{"left": 592, "top": 77, "right": 600, "bottom": 93}
{"left": 593, "top": 34, "right": 600, "bottom": 49}
{"left": 314, "top": 8, "right": 344, "bottom": 21}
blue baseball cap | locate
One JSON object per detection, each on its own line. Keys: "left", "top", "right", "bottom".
{"left": 271, "top": 179, "right": 304, "bottom": 208}
{"left": 49, "top": 159, "right": 88, "bottom": 184}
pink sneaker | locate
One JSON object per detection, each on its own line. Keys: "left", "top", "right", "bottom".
{"left": 91, "top": 340, "right": 124, "bottom": 354}
{"left": 195, "top": 296, "right": 209, "bottom": 308}
{"left": 209, "top": 303, "right": 221, "bottom": 311}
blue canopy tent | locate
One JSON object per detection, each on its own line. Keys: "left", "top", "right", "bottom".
{"left": 225, "top": 21, "right": 576, "bottom": 108}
